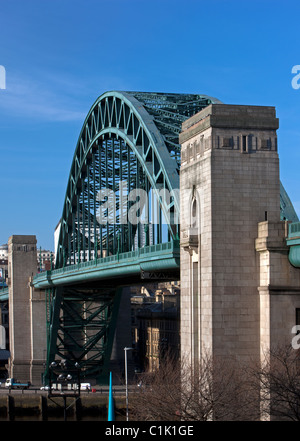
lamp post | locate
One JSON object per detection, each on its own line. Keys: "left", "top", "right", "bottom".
{"left": 48, "top": 359, "right": 81, "bottom": 421}
{"left": 124, "top": 347, "right": 133, "bottom": 421}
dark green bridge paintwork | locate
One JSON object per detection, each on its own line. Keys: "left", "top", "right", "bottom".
{"left": 287, "top": 222, "right": 300, "bottom": 267}
{"left": 34, "top": 241, "right": 180, "bottom": 289}
{"left": 30, "top": 91, "right": 299, "bottom": 383}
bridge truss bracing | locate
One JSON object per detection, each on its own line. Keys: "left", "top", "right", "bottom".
{"left": 38, "top": 91, "right": 298, "bottom": 383}
{"left": 55, "top": 92, "right": 222, "bottom": 268}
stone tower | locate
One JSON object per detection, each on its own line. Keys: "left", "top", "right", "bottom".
{"left": 179, "top": 104, "right": 281, "bottom": 370}
{"left": 8, "top": 235, "right": 46, "bottom": 383}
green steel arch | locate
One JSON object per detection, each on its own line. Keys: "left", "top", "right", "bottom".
{"left": 56, "top": 91, "right": 298, "bottom": 269}
{"left": 43, "top": 91, "right": 223, "bottom": 383}
{"left": 55, "top": 91, "right": 222, "bottom": 268}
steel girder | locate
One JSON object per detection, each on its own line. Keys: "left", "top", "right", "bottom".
{"left": 44, "top": 286, "right": 121, "bottom": 382}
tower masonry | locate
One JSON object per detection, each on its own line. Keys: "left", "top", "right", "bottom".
{"left": 179, "top": 104, "right": 284, "bottom": 368}
{"left": 8, "top": 235, "right": 46, "bottom": 383}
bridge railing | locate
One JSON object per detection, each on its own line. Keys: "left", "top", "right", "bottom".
{"left": 288, "top": 221, "right": 300, "bottom": 238}
{"left": 287, "top": 222, "right": 300, "bottom": 268}
{"left": 33, "top": 240, "right": 180, "bottom": 284}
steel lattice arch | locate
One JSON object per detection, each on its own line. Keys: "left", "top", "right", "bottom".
{"left": 39, "top": 91, "right": 298, "bottom": 382}
{"left": 55, "top": 91, "right": 225, "bottom": 268}
{"left": 56, "top": 91, "right": 298, "bottom": 269}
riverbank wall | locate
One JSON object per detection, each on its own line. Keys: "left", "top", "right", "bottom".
{"left": 0, "top": 393, "right": 127, "bottom": 420}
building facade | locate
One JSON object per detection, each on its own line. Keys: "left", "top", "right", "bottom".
{"left": 131, "top": 283, "right": 180, "bottom": 372}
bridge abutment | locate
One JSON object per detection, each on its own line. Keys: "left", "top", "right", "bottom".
{"left": 179, "top": 104, "right": 300, "bottom": 419}
{"left": 179, "top": 104, "right": 281, "bottom": 368}
{"left": 7, "top": 235, "right": 46, "bottom": 384}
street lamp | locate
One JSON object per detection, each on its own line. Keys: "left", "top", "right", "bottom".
{"left": 124, "top": 347, "right": 133, "bottom": 421}
{"left": 48, "top": 359, "right": 81, "bottom": 421}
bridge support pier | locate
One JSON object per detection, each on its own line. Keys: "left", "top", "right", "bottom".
{"left": 7, "top": 235, "right": 46, "bottom": 384}
{"left": 179, "top": 104, "right": 300, "bottom": 419}
{"left": 180, "top": 104, "right": 282, "bottom": 370}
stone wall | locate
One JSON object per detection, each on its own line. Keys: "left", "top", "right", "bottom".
{"left": 7, "top": 235, "right": 46, "bottom": 384}
{"left": 179, "top": 104, "right": 281, "bottom": 367}
{"left": 256, "top": 221, "right": 300, "bottom": 353}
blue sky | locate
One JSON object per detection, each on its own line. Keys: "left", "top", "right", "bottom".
{"left": 0, "top": 0, "right": 300, "bottom": 251}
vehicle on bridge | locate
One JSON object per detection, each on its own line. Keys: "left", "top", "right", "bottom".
{"left": 5, "top": 378, "right": 31, "bottom": 389}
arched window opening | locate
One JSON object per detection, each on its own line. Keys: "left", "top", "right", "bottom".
{"left": 191, "top": 198, "right": 198, "bottom": 231}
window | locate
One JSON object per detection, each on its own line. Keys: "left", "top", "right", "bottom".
{"left": 222, "top": 137, "right": 233, "bottom": 148}
{"left": 191, "top": 198, "right": 198, "bottom": 230}
{"left": 296, "top": 309, "right": 300, "bottom": 333}
{"left": 261, "top": 138, "right": 271, "bottom": 150}
{"left": 242, "top": 135, "right": 247, "bottom": 153}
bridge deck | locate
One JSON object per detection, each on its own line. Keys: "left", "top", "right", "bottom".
{"left": 0, "top": 287, "right": 8, "bottom": 301}
{"left": 33, "top": 240, "right": 180, "bottom": 289}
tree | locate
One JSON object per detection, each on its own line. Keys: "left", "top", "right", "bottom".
{"left": 131, "top": 351, "right": 258, "bottom": 421}
{"left": 254, "top": 345, "right": 300, "bottom": 421}
{"left": 131, "top": 351, "right": 181, "bottom": 421}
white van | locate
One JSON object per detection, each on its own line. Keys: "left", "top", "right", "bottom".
{"left": 80, "top": 383, "right": 91, "bottom": 391}
{"left": 67, "top": 382, "right": 91, "bottom": 391}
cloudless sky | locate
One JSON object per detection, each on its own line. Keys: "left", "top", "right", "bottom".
{"left": 1, "top": 0, "right": 300, "bottom": 251}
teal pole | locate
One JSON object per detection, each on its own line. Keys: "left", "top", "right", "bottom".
{"left": 108, "top": 372, "right": 114, "bottom": 421}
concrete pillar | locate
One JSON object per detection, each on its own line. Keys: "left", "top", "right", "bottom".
{"left": 7, "top": 235, "right": 44, "bottom": 383}
{"left": 179, "top": 104, "right": 281, "bottom": 368}
{"left": 30, "top": 284, "right": 47, "bottom": 384}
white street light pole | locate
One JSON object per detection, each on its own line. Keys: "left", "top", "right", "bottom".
{"left": 124, "top": 347, "right": 133, "bottom": 421}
